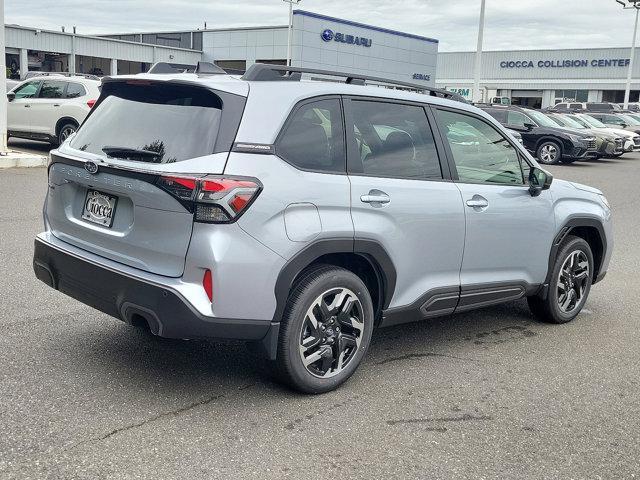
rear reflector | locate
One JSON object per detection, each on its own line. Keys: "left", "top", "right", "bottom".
{"left": 203, "top": 269, "right": 213, "bottom": 302}
{"left": 87, "top": 99, "right": 97, "bottom": 108}
{"left": 156, "top": 174, "right": 261, "bottom": 223}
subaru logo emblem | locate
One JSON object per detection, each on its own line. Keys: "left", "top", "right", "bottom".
{"left": 321, "top": 29, "right": 334, "bottom": 42}
{"left": 84, "top": 161, "right": 99, "bottom": 175}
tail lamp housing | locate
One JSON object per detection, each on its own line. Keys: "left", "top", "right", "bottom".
{"left": 156, "top": 174, "right": 262, "bottom": 223}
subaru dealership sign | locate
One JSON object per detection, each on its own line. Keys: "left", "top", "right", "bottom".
{"left": 321, "top": 29, "right": 372, "bottom": 47}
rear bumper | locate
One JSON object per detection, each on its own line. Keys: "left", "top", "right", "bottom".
{"left": 33, "top": 236, "right": 275, "bottom": 343}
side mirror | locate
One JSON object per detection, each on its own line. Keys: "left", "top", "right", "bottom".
{"left": 621, "top": 123, "right": 628, "bottom": 128}
{"left": 529, "top": 167, "right": 553, "bottom": 197}
{"left": 523, "top": 122, "right": 535, "bottom": 131}
{"left": 6, "top": 92, "right": 15, "bottom": 102}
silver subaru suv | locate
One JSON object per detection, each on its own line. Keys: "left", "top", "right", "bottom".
{"left": 33, "top": 63, "right": 613, "bottom": 393}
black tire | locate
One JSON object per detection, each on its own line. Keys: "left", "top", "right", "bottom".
{"left": 536, "top": 140, "right": 562, "bottom": 165}
{"left": 55, "top": 121, "right": 78, "bottom": 146}
{"left": 275, "top": 265, "right": 374, "bottom": 394}
{"left": 528, "top": 235, "right": 594, "bottom": 324}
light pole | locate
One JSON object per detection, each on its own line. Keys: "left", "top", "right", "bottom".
{"left": 283, "top": 0, "right": 302, "bottom": 67}
{"left": 0, "top": 0, "right": 7, "bottom": 153}
{"left": 617, "top": 0, "right": 640, "bottom": 109}
{"left": 473, "top": 0, "right": 486, "bottom": 104}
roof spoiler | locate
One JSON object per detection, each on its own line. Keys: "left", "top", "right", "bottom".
{"left": 147, "top": 61, "right": 227, "bottom": 75}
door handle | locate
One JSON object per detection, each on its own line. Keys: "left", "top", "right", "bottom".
{"left": 24, "top": 104, "right": 31, "bottom": 108}
{"left": 53, "top": 104, "right": 61, "bottom": 107}
{"left": 466, "top": 195, "right": 489, "bottom": 209}
{"left": 360, "top": 190, "right": 390, "bottom": 204}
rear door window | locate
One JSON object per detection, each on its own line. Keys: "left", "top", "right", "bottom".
{"left": 39, "top": 81, "right": 67, "bottom": 99}
{"left": 276, "top": 98, "right": 345, "bottom": 173}
{"left": 71, "top": 82, "right": 238, "bottom": 163}
{"left": 507, "top": 111, "right": 531, "bottom": 128}
{"left": 346, "top": 100, "right": 442, "bottom": 180}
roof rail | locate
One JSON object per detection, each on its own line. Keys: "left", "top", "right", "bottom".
{"left": 24, "top": 71, "right": 101, "bottom": 81}
{"left": 147, "top": 61, "right": 226, "bottom": 75}
{"left": 241, "top": 63, "right": 467, "bottom": 103}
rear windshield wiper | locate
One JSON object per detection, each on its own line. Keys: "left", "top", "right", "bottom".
{"left": 102, "top": 146, "right": 161, "bottom": 161}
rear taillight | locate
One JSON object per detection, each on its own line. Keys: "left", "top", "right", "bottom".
{"left": 87, "top": 99, "right": 97, "bottom": 108}
{"left": 156, "top": 174, "right": 261, "bottom": 223}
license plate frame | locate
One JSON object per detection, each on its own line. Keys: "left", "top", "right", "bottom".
{"left": 81, "top": 189, "right": 118, "bottom": 228}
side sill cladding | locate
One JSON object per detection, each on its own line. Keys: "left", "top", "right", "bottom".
{"left": 271, "top": 238, "right": 397, "bottom": 324}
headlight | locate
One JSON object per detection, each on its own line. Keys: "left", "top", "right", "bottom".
{"left": 600, "top": 195, "right": 610, "bottom": 210}
{"left": 568, "top": 134, "right": 586, "bottom": 143}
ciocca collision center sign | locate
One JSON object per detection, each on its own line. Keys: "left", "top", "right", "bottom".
{"left": 500, "top": 58, "right": 631, "bottom": 69}
{"left": 321, "top": 29, "right": 372, "bottom": 47}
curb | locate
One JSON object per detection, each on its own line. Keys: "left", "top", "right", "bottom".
{"left": 0, "top": 153, "right": 48, "bottom": 169}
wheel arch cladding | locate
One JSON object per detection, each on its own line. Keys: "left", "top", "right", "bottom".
{"left": 272, "top": 238, "right": 397, "bottom": 324}
{"left": 55, "top": 117, "right": 79, "bottom": 136}
{"left": 546, "top": 218, "right": 606, "bottom": 289}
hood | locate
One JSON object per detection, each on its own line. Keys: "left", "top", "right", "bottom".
{"left": 597, "top": 127, "right": 637, "bottom": 138}
{"left": 547, "top": 126, "right": 593, "bottom": 138}
{"left": 569, "top": 181, "right": 603, "bottom": 196}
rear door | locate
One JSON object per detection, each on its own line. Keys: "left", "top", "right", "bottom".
{"left": 433, "top": 107, "right": 556, "bottom": 301}
{"left": 29, "top": 80, "right": 67, "bottom": 135}
{"left": 8, "top": 80, "right": 41, "bottom": 132}
{"left": 345, "top": 97, "right": 465, "bottom": 317}
{"left": 46, "top": 80, "right": 247, "bottom": 277}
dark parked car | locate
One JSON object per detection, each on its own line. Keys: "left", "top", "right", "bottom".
{"left": 587, "top": 112, "right": 640, "bottom": 135}
{"left": 480, "top": 105, "right": 597, "bottom": 165}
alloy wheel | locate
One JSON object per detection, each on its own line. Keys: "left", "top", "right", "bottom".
{"left": 556, "top": 250, "right": 590, "bottom": 314}
{"left": 60, "top": 125, "right": 76, "bottom": 142}
{"left": 539, "top": 144, "right": 558, "bottom": 163}
{"left": 298, "top": 287, "right": 364, "bottom": 378}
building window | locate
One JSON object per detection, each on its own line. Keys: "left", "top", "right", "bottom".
{"left": 256, "top": 59, "right": 287, "bottom": 66}
{"left": 214, "top": 60, "right": 247, "bottom": 73}
{"left": 555, "top": 90, "right": 588, "bottom": 103}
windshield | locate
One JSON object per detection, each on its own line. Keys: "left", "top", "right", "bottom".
{"left": 71, "top": 83, "right": 225, "bottom": 163}
{"left": 578, "top": 114, "right": 607, "bottom": 128}
{"left": 552, "top": 115, "right": 586, "bottom": 129}
{"left": 526, "top": 110, "right": 560, "bottom": 128}
{"left": 618, "top": 114, "right": 640, "bottom": 126}
{"left": 567, "top": 115, "right": 590, "bottom": 128}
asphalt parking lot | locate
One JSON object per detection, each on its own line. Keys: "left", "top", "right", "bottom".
{"left": 1, "top": 152, "right": 639, "bottom": 479}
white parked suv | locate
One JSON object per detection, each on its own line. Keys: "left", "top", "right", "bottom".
{"left": 7, "top": 74, "right": 101, "bottom": 146}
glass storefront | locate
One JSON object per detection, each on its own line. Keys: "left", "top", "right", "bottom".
{"left": 554, "top": 90, "right": 589, "bottom": 103}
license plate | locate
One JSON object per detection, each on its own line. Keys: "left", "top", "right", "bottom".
{"left": 82, "top": 189, "right": 118, "bottom": 227}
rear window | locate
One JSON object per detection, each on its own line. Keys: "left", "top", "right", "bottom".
{"left": 71, "top": 82, "right": 238, "bottom": 163}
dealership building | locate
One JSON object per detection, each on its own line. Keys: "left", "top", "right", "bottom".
{"left": 7, "top": 11, "right": 640, "bottom": 112}
{"left": 437, "top": 47, "right": 640, "bottom": 108}
{"left": 103, "top": 10, "right": 439, "bottom": 86}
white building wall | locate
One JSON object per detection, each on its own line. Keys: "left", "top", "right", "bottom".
{"left": 437, "top": 47, "right": 640, "bottom": 107}
{"left": 201, "top": 26, "right": 289, "bottom": 66}
{"left": 6, "top": 25, "right": 202, "bottom": 71}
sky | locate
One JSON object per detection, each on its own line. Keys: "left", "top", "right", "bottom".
{"left": 6, "top": 0, "right": 639, "bottom": 52}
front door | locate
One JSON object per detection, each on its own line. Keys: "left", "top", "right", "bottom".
{"left": 8, "top": 80, "right": 41, "bottom": 133}
{"left": 345, "top": 98, "right": 465, "bottom": 319}
{"left": 434, "top": 107, "right": 556, "bottom": 309}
